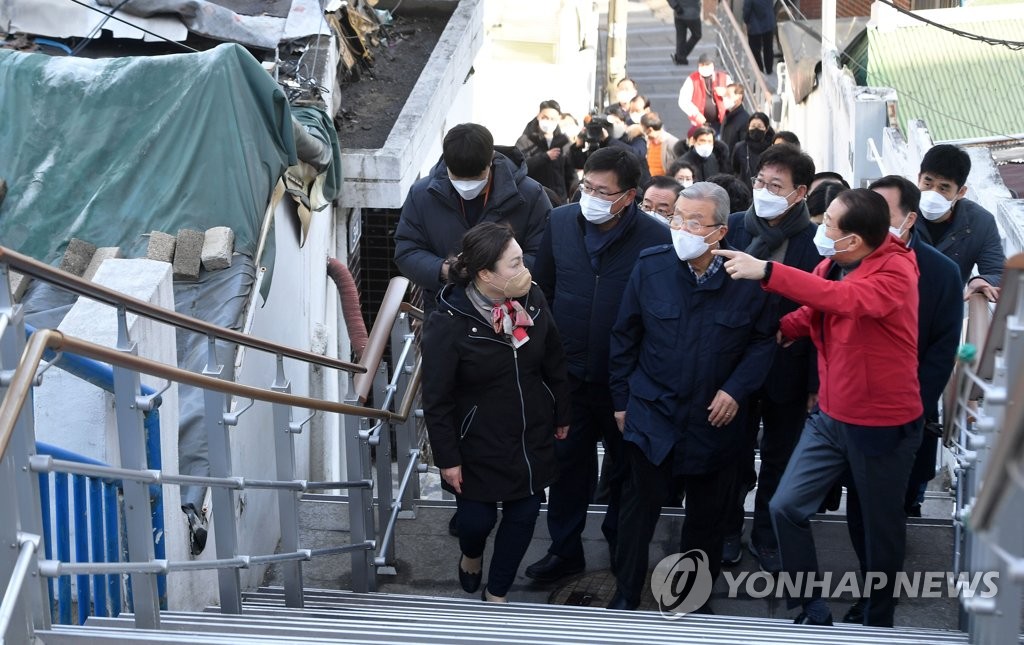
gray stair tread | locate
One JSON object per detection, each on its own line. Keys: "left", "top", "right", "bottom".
{"left": 88, "top": 610, "right": 968, "bottom": 645}
{"left": 242, "top": 587, "right": 969, "bottom": 640}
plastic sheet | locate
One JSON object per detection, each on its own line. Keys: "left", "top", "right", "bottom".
{"left": 0, "top": 43, "right": 296, "bottom": 273}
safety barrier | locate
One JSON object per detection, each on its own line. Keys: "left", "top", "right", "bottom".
{"left": 0, "top": 245, "right": 423, "bottom": 639}
{"left": 942, "top": 253, "right": 1024, "bottom": 644}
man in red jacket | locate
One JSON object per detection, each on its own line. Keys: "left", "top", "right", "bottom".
{"left": 713, "top": 188, "right": 923, "bottom": 628}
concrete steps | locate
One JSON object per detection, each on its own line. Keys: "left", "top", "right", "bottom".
{"left": 38, "top": 585, "right": 972, "bottom": 644}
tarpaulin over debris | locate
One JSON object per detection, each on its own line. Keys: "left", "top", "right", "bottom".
{"left": 0, "top": 42, "right": 297, "bottom": 267}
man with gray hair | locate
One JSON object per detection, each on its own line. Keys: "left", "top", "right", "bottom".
{"left": 605, "top": 182, "right": 777, "bottom": 611}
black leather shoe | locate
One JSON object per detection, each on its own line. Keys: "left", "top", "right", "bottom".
{"left": 671, "top": 54, "right": 688, "bottom": 65}
{"left": 448, "top": 512, "right": 459, "bottom": 537}
{"left": 458, "top": 555, "right": 481, "bottom": 593}
{"left": 606, "top": 591, "right": 638, "bottom": 610}
{"left": 842, "top": 598, "right": 865, "bottom": 624}
{"left": 794, "top": 611, "right": 833, "bottom": 626}
{"left": 524, "top": 553, "right": 584, "bottom": 582}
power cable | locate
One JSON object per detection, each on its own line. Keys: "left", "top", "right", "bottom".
{"left": 70, "top": 0, "right": 132, "bottom": 55}
{"left": 66, "top": 0, "right": 200, "bottom": 53}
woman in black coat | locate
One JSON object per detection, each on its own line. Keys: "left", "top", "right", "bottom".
{"left": 422, "top": 222, "right": 571, "bottom": 602}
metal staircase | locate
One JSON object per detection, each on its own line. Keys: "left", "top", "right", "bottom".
{"left": 36, "top": 586, "right": 971, "bottom": 644}
{"left": 3, "top": 246, "right": 1024, "bottom": 643}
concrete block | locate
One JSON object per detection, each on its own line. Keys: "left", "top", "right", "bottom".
{"left": 200, "top": 226, "right": 234, "bottom": 271}
{"left": 172, "top": 229, "right": 204, "bottom": 281}
{"left": 146, "top": 231, "right": 176, "bottom": 263}
{"left": 58, "top": 238, "right": 97, "bottom": 277}
{"left": 9, "top": 270, "right": 29, "bottom": 302}
{"left": 83, "top": 246, "right": 122, "bottom": 282}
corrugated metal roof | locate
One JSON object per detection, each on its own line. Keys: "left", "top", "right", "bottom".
{"left": 862, "top": 19, "right": 1024, "bottom": 142}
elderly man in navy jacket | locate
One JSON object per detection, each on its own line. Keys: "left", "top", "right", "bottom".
{"left": 525, "top": 147, "right": 671, "bottom": 583}
{"left": 832, "top": 176, "right": 963, "bottom": 625}
{"left": 606, "top": 182, "right": 776, "bottom": 611}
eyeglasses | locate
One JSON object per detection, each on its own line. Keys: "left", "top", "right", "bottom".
{"left": 669, "top": 216, "right": 722, "bottom": 233}
{"left": 642, "top": 201, "right": 674, "bottom": 218}
{"left": 751, "top": 177, "right": 797, "bottom": 198}
{"left": 580, "top": 181, "right": 627, "bottom": 199}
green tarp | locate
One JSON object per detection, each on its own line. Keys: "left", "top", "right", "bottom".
{"left": 0, "top": 43, "right": 297, "bottom": 265}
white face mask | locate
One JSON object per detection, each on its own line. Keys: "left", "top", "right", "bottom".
{"left": 752, "top": 187, "right": 795, "bottom": 220}
{"left": 579, "top": 191, "right": 621, "bottom": 224}
{"left": 642, "top": 209, "right": 670, "bottom": 226}
{"left": 617, "top": 89, "right": 637, "bottom": 105}
{"left": 671, "top": 227, "right": 715, "bottom": 261}
{"left": 694, "top": 143, "right": 713, "bottom": 158}
{"left": 538, "top": 119, "right": 556, "bottom": 134}
{"left": 450, "top": 175, "right": 488, "bottom": 200}
{"left": 629, "top": 111, "right": 645, "bottom": 124}
{"left": 919, "top": 190, "right": 953, "bottom": 221}
{"left": 723, "top": 97, "right": 737, "bottom": 111}
{"left": 813, "top": 223, "right": 854, "bottom": 258}
{"left": 680, "top": 179, "right": 694, "bottom": 188}
{"left": 698, "top": 66, "right": 713, "bottom": 78}
{"left": 889, "top": 212, "right": 911, "bottom": 239}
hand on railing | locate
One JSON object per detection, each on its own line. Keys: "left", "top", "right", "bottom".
{"left": 965, "top": 278, "right": 1000, "bottom": 303}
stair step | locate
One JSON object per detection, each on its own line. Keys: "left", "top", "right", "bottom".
{"left": 93, "top": 608, "right": 969, "bottom": 645}
{"left": 36, "top": 625, "right": 321, "bottom": 644}
{"left": 242, "top": 587, "right": 969, "bottom": 641}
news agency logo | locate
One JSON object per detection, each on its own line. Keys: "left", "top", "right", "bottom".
{"left": 650, "top": 549, "right": 714, "bottom": 619}
{"left": 651, "top": 548, "right": 1000, "bottom": 620}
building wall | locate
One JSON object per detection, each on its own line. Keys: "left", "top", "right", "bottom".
{"left": 228, "top": 198, "right": 342, "bottom": 597}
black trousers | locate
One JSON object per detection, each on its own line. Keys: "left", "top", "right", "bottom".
{"left": 613, "top": 441, "right": 732, "bottom": 607}
{"left": 747, "top": 31, "right": 774, "bottom": 73}
{"left": 769, "top": 412, "right": 921, "bottom": 626}
{"left": 674, "top": 16, "right": 702, "bottom": 60}
{"left": 457, "top": 493, "right": 543, "bottom": 597}
{"left": 723, "top": 396, "right": 806, "bottom": 551}
{"left": 545, "top": 377, "right": 624, "bottom": 562}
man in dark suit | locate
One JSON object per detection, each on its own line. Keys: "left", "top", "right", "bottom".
{"left": 721, "top": 143, "right": 821, "bottom": 571}
{"left": 526, "top": 148, "right": 670, "bottom": 584}
{"left": 835, "top": 176, "right": 963, "bottom": 624}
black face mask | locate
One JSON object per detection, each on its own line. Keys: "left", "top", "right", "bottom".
{"left": 748, "top": 129, "right": 766, "bottom": 142}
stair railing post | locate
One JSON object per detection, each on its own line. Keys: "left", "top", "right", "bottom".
{"left": 391, "top": 313, "right": 419, "bottom": 518}
{"left": 372, "top": 362, "right": 396, "bottom": 572}
{"left": 0, "top": 268, "right": 50, "bottom": 634}
{"left": 201, "top": 335, "right": 242, "bottom": 614}
{"left": 111, "top": 306, "right": 160, "bottom": 628}
{"left": 343, "top": 405, "right": 376, "bottom": 592}
{"left": 270, "top": 356, "right": 303, "bottom": 608}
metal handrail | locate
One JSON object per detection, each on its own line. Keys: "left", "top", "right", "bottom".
{"left": 1, "top": 256, "right": 426, "bottom": 628}
{"left": 0, "top": 533, "right": 40, "bottom": 639}
{"left": 30, "top": 454, "right": 372, "bottom": 493}
{"left": 942, "top": 293, "right": 992, "bottom": 445}
{"left": 0, "top": 330, "right": 420, "bottom": 463}
{"left": 352, "top": 277, "right": 410, "bottom": 403}
{"left": 713, "top": 1, "right": 774, "bottom": 117}
{"left": 967, "top": 258, "right": 1024, "bottom": 531}
{"left": 0, "top": 245, "right": 365, "bottom": 376}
